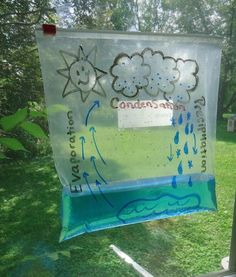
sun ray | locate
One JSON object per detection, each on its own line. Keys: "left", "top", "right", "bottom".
{"left": 92, "top": 82, "right": 106, "bottom": 98}
{"left": 78, "top": 45, "right": 86, "bottom": 61}
{"left": 86, "top": 46, "right": 97, "bottom": 64}
{"left": 95, "top": 67, "right": 107, "bottom": 80}
{"left": 80, "top": 91, "right": 91, "bottom": 103}
{"left": 57, "top": 68, "right": 70, "bottom": 78}
{"left": 59, "top": 50, "right": 77, "bottom": 68}
{"left": 62, "top": 78, "right": 79, "bottom": 98}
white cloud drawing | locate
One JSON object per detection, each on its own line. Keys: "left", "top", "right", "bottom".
{"left": 142, "top": 48, "right": 179, "bottom": 96}
{"left": 110, "top": 48, "right": 198, "bottom": 103}
{"left": 164, "top": 59, "right": 198, "bottom": 103}
{"left": 110, "top": 53, "right": 150, "bottom": 97}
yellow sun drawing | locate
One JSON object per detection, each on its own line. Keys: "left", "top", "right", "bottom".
{"left": 57, "top": 45, "right": 107, "bottom": 102}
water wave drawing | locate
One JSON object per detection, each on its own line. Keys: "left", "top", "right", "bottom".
{"left": 117, "top": 193, "right": 201, "bottom": 223}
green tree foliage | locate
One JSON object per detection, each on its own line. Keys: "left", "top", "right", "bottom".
{"left": 0, "top": 1, "right": 54, "bottom": 159}
{"left": 0, "top": 1, "right": 55, "bottom": 114}
{"left": 165, "top": 0, "right": 236, "bottom": 118}
{"left": 0, "top": 103, "right": 47, "bottom": 159}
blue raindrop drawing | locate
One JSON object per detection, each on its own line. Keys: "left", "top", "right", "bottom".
{"left": 178, "top": 113, "right": 183, "bottom": 125}
{"left": 171, "top": 117, "right": 176, "bottom": 127}
{"left": 178, "top": 161, "right": 183, "bottom": 175}
{"left": 184, "top": 142, "right": 189, "bottom": 155}
{"left": 174, "top": 131, "right": 180, "bottom": 144}
{"left": 188, "top": 176, "right": 193, "bottom": 187}
{"left": 190, "top": 123, "right": 194, "bottom": 134}
{"left": 185, "top": 123, "right": 189, "bottom": 135}
{"left": 187, "top": 112, "right": 191, "bottom": 121}
{"left": 172, "top": 176, "right": 177, "bottom": 188}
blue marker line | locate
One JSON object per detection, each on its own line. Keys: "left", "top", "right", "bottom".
{"left": 89, "top": 126, "right": 106, "bottom": 165}
{"left": 85, "top": 100, "right": 100, "bottom": 126}
{"left": 117, "top": 193, "right": 201, "bottom": 223}
{"left": 192, "top": 133, "right": 198, "bottom": 154}
{"left": 83, "top": 172, "right": 97, "bottom": 201}
{"left": 96, "top": 180, "right": 113, "bottom": 207}
{"left": 79, "top": 136, "right": 86, "bottom": 160}
{"left": 167, "top": 144, "right": 174, "bottom": 161}
{"left": 91, "top": 156, "right": 108, "bottom": 184}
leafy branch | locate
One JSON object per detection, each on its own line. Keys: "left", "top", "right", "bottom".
{"left": 0, "top": 103, "right": 47, "bottom": 159}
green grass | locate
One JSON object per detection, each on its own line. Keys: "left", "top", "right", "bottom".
{"left": 0, "top": 120, "right": 235, "bottom": 277}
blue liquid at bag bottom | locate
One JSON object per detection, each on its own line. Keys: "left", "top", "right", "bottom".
{"left": 60, "top": 173, "right": 216, "bottom": 241}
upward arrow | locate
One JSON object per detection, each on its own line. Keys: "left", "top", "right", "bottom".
{"left": 90, "top": 156, "right": 107, "bottom": 184}
{"left": 79, "top": 136, "right": 86, "bottom": 160}
{"left": 89, "top": 126, "right": 96, "bottom": 133}
{"left": 89, "top": 127, "right": 106, "bottom": 165}
{"left": 85, "top": 100, "right": 100, "bottom": 126}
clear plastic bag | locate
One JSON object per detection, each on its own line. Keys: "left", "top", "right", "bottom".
{"left": 36, "top": 29, "right": 222, "bottom": 241}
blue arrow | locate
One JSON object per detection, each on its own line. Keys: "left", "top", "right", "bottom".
{"left": 167, "top": 144, "right": 174, "bottom": 161}
{"left": 85, "top": 100, "right": 100, "bottom": 126}
{"left": 96, "top": 180, "right": 114, "bottom": 207}
{"left": 89, "top": 126, "right": 106, "bottom": 165}
{"left": 192, "top": 133, "right": 198, "bottom": 154}
{"left": 79, "top": 136, "right": 86, "bottom": 160}
{"left": 90, "top": 156, "right": 107, "bottom": 184}
{"left": 83, "top": 172, "right": 97, "bottom": 201}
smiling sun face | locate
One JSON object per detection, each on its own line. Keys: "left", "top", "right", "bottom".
{"left": 57, "top": 45, "right": 107, "bottom": 102}
{"left": 70, "top": 60, "right": 96, "bottom": 92}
